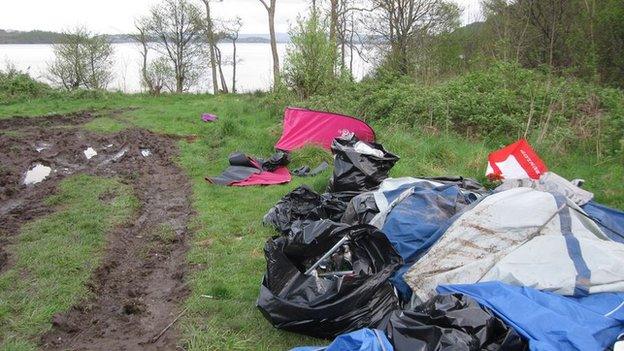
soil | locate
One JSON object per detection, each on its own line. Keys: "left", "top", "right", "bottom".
{"left": 0, "top": 112, "right": 194, "bottom": 350}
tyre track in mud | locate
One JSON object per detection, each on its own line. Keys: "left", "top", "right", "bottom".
{"left": 0, "top": 112, "right": 194, "bottom": 350}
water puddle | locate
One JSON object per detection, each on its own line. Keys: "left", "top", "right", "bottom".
{"left": 140, "top": 148, "right": 151, "bottom": 157}
{"left": 24, "top": 163, "right": 52, "bottom": 185}
{"left": 84, "top": 147, "right": 98, "bottom": 159}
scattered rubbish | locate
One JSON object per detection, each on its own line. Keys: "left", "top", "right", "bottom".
{"left": 112, "top": 148, "right": 127, "bottom": 162}
{"left": 84, "top": 147, "right": 97, "bottom": 159}
{"left": 328, "top": 134, "right": 399, "bottom": 192}
{"left": 381, "top": 293, "right": 526, "bottom": 350}
{"left": 201, "top": 113, "right": 218, "bottom": 122}
{"left": 291, "top": 328, "right": 392, "bottom": 351}
{"left": 440, "top": 282, "right": 624, "bottom": 351}
{"left": 486, "top": 138, "right": 547, "bottom": 180}
{"left": 35, "top": 142, "right": 51, "bottom": 152}
{"left": 207, "top": 151, "right": 291, "bottom": 186}
{"left": 106, "top": 144, "right": 113, "bottom": 148}
{"left": 257, "top": 224, "right": 402, "bottom": 339}
{"left": 140, "top": 148, "right": 151, "bottom": 157}
{"left": 23, "top": 163, "right": 52, "bottom": 185}
{"left": 292, "top": 161, "right": 329, "bottom": 177}
{"left": 275, "top": 107, "right": 376, "bottom": 151}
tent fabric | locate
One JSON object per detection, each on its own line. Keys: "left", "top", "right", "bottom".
{"left": 438, "top": 282, "right": 624, "bottom": 351}
{"left": 275, "top": 107, "right": 376, "bottom": 151}
{"left": 291, "top": 329, "right": 393, "bottom": 351}
{"left": 404, "top": 187, "right": 624, "bottom": 301}
{"left": 496, "top": 171, "right": 594, "bottom": 206}
{"left": 582, "top": 201, "right": 624, "bottom": 243}
{"left": 486, "top": 139, "right": 547, "bottom": 180}
{"left": 231, "top": 166, "right": 291, "bottom": 186}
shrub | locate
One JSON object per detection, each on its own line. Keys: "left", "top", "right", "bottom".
{"left": 0, "top": 64, "right": 52, "bottom": 104}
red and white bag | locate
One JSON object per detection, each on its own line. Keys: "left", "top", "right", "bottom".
{"left": 486, "top": 139, "right": 547, "bottom": 180}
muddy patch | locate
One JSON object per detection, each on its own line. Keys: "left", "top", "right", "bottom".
{"left": 0, "top": 112, "right": 194, "bottom": 350}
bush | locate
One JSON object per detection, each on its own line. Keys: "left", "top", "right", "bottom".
{"left": 267, "top": 62, "right": 624, "bottom": 156}
{"left": 0, "top": 64, "right": 52, "bottom": 104}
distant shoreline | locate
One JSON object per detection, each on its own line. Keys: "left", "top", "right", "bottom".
{"left": 0, "top": 29, "right": 291, "bottom": 45}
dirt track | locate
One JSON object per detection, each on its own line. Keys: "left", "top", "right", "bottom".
{"left": 0, "top": 112, "right": 194, "bottom": 350}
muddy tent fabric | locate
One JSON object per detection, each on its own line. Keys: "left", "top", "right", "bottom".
{"left": 275, "top": 107, "right": 376, "bottom": 151}
{"left": 257, "top": 224, "right": 402, "bottom": 339}
{"left": 404, "top": 187, "right": 624, "bottom": 301}
{"left": 291, "top": 329, "right": 393, "bottom": 351}
{"left": 438, "top": 282, "right": 624, "bottom": 351}
{"left": 382, "top": 293, "right": 527, "bottom": 351}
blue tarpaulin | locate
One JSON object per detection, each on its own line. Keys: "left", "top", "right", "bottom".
{"left": 438, "top": 281, "right": 624, "bottom": 351}
{"left": 291, "top": 329, "right": 393, "bottom": 351}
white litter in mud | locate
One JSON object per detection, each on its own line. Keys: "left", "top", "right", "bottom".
{"left": 24, "top": 164, "right": 52, "bottom": 185}
{"left": 106, "top": 144, "right": 113, "bottom": 148}
{"left": 84, "top": 147, "right": 98, "bottom": 159}
{"left": 140, "top": 148, "right": 151, "bottom": 157}
{"left": 113, "top": 148, "right": 127, "bottom": 162}
{"left": 35, "top": 142, "right": 51, "bottom": 152}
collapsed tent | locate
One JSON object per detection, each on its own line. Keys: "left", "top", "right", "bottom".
{"left": 329, "top": 135, "right": 399, "bottom": 193}
{"left": 382, "top": 293, "right": 527, "bottom": 351}
{"left": 206, "top": 151, "right": 291, "bottom": 186}
{"left": 275, "top": 107, "right": 376, "bottom": 151}
{"left": 405, "top": 187, "right": 624, "bottom": 301}
{"left": 257, "top": 224, "right": 402, "bottom": 339}
{"left": 439, "top": 282, "right": 624, "bottom": 351}
{"left": 486, "top": 139, "right": 547, "bottom": 180}
{"left": 582, "top": 201, "right": 624, "bottom": 243}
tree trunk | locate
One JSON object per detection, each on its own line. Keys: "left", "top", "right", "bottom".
{"left": 215, "top": 46, "right": 229, "bottom": 93}
{"left": 267, "top": 1, "right": 280, "bottom": 88}
{"left": 202, "top": 0, "right": 219, "bottom": 94}
{"left": 232, "top": 39, "right": 237, "bottom": 93}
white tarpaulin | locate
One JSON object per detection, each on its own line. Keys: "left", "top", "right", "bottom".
{"left": 405, "top": 187, "right": 624, "bottom": 301}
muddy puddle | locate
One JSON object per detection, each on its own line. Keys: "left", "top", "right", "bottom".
{"left": 0, "top": 112, "right": 194, "bottom": 350}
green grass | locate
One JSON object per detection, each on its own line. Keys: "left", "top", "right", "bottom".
{"left": 0, "top": 175, "right": 137, "bottom": 350}
{"left": 0, "top": 93, "right": 623, "bottom": 350}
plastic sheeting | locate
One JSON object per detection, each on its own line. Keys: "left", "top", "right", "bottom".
{"left": 496, "top": 171, "right": 594, "bottom": 206}
{"left": 405, "top": 187, "right": 624, "bottom": 300}
{"left": 329, "top": 135, "right": 399, "bottom": 193}
{"left": 291, "top": 329, "right": 393, "bottom": 351}
{"left": 382, "top": 293, "right": 527, "bottom": 351}
{"left": 275, "top": 107, "right": 376, "bottom": 151}
{"left": 439, "top": 282, "right": 624, "bottom": 351}
{"left": 207, "top": 151, "right": 291, "bottom": 186}
{"left": 257, "top": 224, "right": 402, "bottom": 339}
{"left": 486, "top": 139, "right": 547, "bottom": 180}
{"left": 263, "top": 186, "right": 359, "bottom": 234}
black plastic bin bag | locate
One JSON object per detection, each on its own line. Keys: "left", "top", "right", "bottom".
{"left": 382, "top": 293, "right": 527, "bottom": 351}
{"left": 328, "top": 135, "right": 399, "bottom": 192}
{"left": 257, "top": 223, "right": 403, "bottom": 339}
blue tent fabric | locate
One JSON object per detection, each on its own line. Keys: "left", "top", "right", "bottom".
{"left": 582, "top": 201, "right": 624, "bottom": 243}
{"left": 378, "top": 183, "right": 471, "bottom": 300}
{"left": 291, "top": 329, "right": 393, "bottom": 351}
{"left": 438, "top": 282, "right": 624, "bottom": 351}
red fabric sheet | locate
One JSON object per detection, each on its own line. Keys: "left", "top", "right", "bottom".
{"left": 231, "top": 166, "right": 291, "bottom": 186}
{"left": 275, "top": 107, "right": 375, "bottom": 151}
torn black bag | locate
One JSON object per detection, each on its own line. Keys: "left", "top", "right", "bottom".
{"left": 257, "top": 223, "right": 403, "bottom": 339}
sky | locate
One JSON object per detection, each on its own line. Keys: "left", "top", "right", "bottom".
{"left": 0, "top": 0, "right": 482, "bottom": 35}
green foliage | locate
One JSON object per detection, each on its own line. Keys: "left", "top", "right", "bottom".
{"left": 283, "top": 12, "right": 340, "bottom": 98}
{"left": 0, "top": 64, "right": 52, "bottom": 104}
{"left": 281, "top": 63, "right": 624, "bottom": 156}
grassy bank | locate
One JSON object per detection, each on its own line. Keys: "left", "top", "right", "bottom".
{"left": 0, "top": 88, "right": 622, "bottom": 349}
